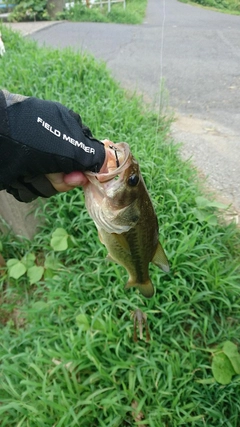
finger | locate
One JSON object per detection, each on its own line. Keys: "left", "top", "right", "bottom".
{"left": 63, "top": 171, "right": 88, "bottom": 187}
{"left": 46, "top": 172, "right": 88, "bottom": 192}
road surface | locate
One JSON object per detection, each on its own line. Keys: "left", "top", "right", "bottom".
{"left": 28, "top": 0, "right": 240, "bottom": 213}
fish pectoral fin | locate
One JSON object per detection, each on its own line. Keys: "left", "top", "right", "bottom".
{"left": 125, "top": 279, "right": 154, "bottom": 299}
{"left": 152, "top": 242, "right": 170, "bottom": 273}
{"left": 114, "top": 201, "right": 140, "bottom": 228}
{"left": 114, "top": 233, "right": 131, "bottom": 253}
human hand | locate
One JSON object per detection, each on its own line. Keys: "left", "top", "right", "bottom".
{"left": 47, "top": 139, "right": 122, "bottom": 192}
{"left": 0, "top": 90, "right": 105, "bottom": 202}
{"left": 46, "top": 171, "right": 89, "bottom": 192}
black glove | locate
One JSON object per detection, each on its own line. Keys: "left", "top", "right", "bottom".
{"left": 0, "top": 90, "right": 105, "bottom": 202}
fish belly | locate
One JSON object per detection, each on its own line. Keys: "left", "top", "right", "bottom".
{"left": 99, "top": 224, "right": 156, "bottom": 298}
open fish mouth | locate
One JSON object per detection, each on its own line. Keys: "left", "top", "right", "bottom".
{"left": 85, "top": 142, "right": 131, "bottom": 186}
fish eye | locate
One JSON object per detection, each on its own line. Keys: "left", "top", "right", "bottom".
{"left": 128, "top": 174, "right": 139, "bottom": 187}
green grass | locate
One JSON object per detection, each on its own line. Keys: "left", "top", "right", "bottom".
{"left": 1, "top": 27, "right": 240, "bottom": 426}
{"left": 179, "top": 0, "right": 240, "bottom": 14}
{"left": 58, "top": 0, "right": 147, "bottom": 24}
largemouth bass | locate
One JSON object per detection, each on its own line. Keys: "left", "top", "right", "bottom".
{"left": 84, "top": 141, "right": 169, "bottom": 298}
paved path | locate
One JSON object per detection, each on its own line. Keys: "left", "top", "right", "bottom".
{"left": 5, "top": 0, "right": 240, "bottom": 213}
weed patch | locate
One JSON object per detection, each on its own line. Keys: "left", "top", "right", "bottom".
{"left": 179, "top": 0, "right": 240, "bottom": 14}
{"left": 58, "top": 0, "right": 147, "bottom": 24}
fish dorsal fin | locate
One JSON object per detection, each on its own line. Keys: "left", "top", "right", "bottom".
{"left": 152, "top": 242, "right": 170, "bottom": 273}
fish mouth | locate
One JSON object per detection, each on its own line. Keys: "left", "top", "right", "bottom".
{"left": 85, "top": 142, "right": 131, "bottom": 185}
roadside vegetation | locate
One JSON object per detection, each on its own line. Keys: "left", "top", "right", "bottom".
{"left": 1, "top": 27, "right": 240, "bottom": 426}
{"left": 58, "top": 0, "right": 147, "bottom": 24}
{"left": 179, "top": 0, "right": 240, "bottom": 14}
{"left": 8, "top": 0, "right": 147, "bottom": 24}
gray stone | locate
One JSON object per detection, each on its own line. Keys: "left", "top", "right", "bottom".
{"left": 0, "top": 191, "right": 41, "bottom": 239}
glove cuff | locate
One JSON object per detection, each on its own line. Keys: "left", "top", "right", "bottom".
{"left": 7, "top": 175, "right": 58, "bottom": 202}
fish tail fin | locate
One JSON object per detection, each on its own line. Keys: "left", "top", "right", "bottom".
{"left": 125, "top": 279, "right": 154, "bottom": 298}
{"left": 152, "top": 242, "right": 170, "bottom": 273}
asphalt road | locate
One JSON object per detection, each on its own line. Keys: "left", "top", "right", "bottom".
{"left": 30, "top": 0, "right": 240, "bottom": 212}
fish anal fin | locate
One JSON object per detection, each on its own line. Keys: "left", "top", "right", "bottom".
{"left": 152, "top": 242, "right": 170, "bottom": 273}
{"left": 98, "top": 230, "right": 104, "bottom": 244}
{"left": 106, "top": 253, "right": 120, "bottom": 265}
{"left": 125, "top": 279, "right": 154, "bottom": 299}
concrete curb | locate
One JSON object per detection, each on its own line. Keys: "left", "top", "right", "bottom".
{"left": 2, "top": 20, "right": 62, "bottom": 37}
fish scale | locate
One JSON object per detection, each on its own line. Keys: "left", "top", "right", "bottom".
{"left": 84, "top": 141, "right": 169, "bottom": 298}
